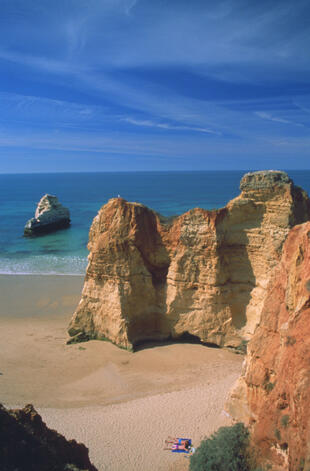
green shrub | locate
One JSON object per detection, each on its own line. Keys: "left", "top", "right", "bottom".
{"left": 299, "top": 458, "right": 305, "bottom": 471}
{"left": 236, "top": 340, "right": 249, "bottom": 354}
{"left": 281, "top": 415, "right": 289, "bottom": 428}
{"left": 285, "top": 336, "right": 296, "bottom": 346}
{"left": 264, "top": 382, "right": 275, "bottom": 393}
{"left": 189, "top": 423, "right": 252, "bottom": 471}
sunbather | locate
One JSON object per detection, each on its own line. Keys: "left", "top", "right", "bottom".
{"left": 164, "top": 438, "right": 191, "bottom": 451}
{"left": 165, "top": 436, "right": 188, "bottom": 445}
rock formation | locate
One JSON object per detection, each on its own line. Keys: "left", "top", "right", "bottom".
{"left": 68, "top": 170, "right": 310, "bottom": 350}
{"left": 24, "top": 194, "right": 70, "bottom": 236}
{"left": 227, "top": 222, "right": 310, "bottom": 471}
{"left": 0, "top": 403, "right": 97, "bottom": 471}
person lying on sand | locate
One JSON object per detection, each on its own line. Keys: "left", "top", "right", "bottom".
{"left": 165, "top": 436, "right": 189, "bottom": 445}
{"left": 164, "top": 438, "right": 191, "bottom": 451}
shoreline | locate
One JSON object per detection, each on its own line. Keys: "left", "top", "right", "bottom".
{"left": 0, "top": 274, "right": 243, "bottom": 470}
{"left": 0, "top": 272, "right": 85, "bottom": 276}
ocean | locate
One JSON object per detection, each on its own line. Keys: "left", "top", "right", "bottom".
{"left": 1, "top": 170, "right": 310, "bottom": 275}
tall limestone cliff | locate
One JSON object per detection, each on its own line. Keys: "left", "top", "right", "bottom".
{"left": 227, "top": 222, "right": 310, "bottom": 471}
{"left": 68, "top": 171, "right": 310, "bottom": 350}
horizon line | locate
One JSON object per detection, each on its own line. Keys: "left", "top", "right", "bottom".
{"left": 1, "top": 168, "right": 309, "bottom": 176}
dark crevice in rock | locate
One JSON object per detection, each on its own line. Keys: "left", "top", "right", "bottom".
{"left": 132, "top": 332, "right": 221, "bottom": 352}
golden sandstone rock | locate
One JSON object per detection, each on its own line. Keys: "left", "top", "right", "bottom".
{"left": 228, "top": 221, "right": 310, "bottom": 471}
{"left": 68, "top": 171, "right": 310, "bottom": 350}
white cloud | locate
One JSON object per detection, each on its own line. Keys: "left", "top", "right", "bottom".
{"left": 0, "top": 49, "right": 83, "bottom": 75}
{"left": 1, "top": 1, "right": 310, "bottom": 77}
{"left": 121, "top": 117, "right": 221, "bottom": 135}
{"left": 0, "top": 91, "right": 105, "bottom": 124}
{"left": 254, "top": 111, "right": 304, "bottom": 127}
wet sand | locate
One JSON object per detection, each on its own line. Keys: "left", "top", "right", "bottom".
{"left": 0, "top": 275, "right": 243, "bottom": 470}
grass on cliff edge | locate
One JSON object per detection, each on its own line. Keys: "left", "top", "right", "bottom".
{"left": 189, "top": 423, "right": 262, "bottom": 471}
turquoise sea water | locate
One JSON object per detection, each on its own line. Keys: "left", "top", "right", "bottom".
{"left": 1, "top": 171, "right": 310, "bottom": 275}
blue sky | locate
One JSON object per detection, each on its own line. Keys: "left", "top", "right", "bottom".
{"left": 0, "top": 0, "right": 310, "bottom": 172}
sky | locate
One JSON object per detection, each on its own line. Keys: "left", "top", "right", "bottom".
{"left": 0, "top": 0, "right": 310, "bottom": 172}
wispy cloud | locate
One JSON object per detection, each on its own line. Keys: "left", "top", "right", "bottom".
{"left": 124, "top": 0, "right": 138, "bottom": 15}
{"left": 293, "top": 100, "right": 310, "bottom": 115}
{"left": 0, "top": 91, "right": 106, "bottom": 128}
{"left": 255, "top": 111, "right": 304, "bottom": 127}
{"left": 1, "top": 1, "right": 310, "bottom": 77}
{"left": 0, "top": 49, "right": 82, "bottom": 75}
{"left": 121, "top": 117, "right": 221, "bottom": 135}
{"left": 0, "top": 1, "right": 310, "bottom": 170}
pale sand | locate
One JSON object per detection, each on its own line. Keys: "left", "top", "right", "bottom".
{"left": 0, "top": 275, "right": 243, "bottom": 471}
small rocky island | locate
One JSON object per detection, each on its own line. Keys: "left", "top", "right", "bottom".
{"left": 24, "top": 194, "right": 70, "bottom": 236}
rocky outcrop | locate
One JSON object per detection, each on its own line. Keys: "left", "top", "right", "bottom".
{"left": 227, "top": 221, "right": 310, "bottom": 470}
{"left": 0, "top": 403, "right": 97, "bottom": 471}
{"left": 24, "top": 194, "right": 70, "bottom": 236}
{"left": 68, "top": 170, "right": 310, "bottom": 350}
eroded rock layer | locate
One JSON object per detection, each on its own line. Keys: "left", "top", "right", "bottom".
{"left": 228, "top": 222, "right": 310, "bottom": 471}
{"left": 0, "top": 403, "right": 97, "bottom": 471}
{"left": 68, "top": 171, "right": 310, "bottom": 350}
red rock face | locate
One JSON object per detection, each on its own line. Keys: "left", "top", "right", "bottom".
{"left": 68, "top": 171, "right": 310, "bottom": 350}
{"left": 231, "top": 222, "right": 310, "bottom": 470}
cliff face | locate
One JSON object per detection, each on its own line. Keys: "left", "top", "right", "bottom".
{"left": 68, "top": 170, "right": 310, "bottom": 350}
{"left": 228, "top": 222, "right": 310, "bottom": 471}
{"left": 24, "top": 194, "right": 70, "bottom": 236}
{"left": 0, "top": 403, "right": 97, "bottom": 471}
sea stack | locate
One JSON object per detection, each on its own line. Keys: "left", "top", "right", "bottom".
{"left": 24, "top": 194, "right": 70, "bottom": 236}
{"left": 67, "top": 170, "right": 310, "bottom": 350}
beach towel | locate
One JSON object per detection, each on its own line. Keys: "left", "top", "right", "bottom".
{"left": 171, "top": 438, "right": 192, "bottom": 453}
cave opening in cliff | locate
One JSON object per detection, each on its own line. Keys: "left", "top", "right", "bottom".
{"left": 175, "top": 332, "right": 221, "bottom": 348}
{"left": 133, "top": 331, "right": 220, "bottom": 351}
{"left": 176, "top": 331, "right": 203, "bottom": 344}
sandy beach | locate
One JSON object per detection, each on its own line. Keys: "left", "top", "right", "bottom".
{"left": 0, "top": 275, "right": 243, "bottom": 470}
